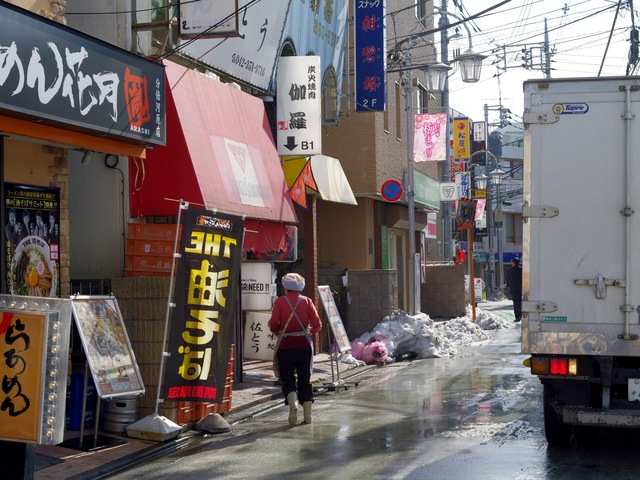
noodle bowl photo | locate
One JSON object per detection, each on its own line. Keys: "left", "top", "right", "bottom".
{"left": 10, "top": 237, "right": 56, "bottom": 297}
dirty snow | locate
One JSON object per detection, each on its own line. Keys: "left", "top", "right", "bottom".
{"left": 340, "top": 305, "right": 514, "bottom": 365}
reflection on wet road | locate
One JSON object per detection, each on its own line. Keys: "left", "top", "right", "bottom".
{"left": 109, "top": 327, "right": 640, "bottom": 480}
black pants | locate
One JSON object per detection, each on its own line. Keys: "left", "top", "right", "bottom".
{"left": 511, "top": 290, "right": 522, "bottom": 320}
{"left": 277, "top": 346, "right": 313, "bottom": 404}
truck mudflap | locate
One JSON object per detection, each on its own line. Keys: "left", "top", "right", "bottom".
{"left": 563, "top": 407, "right": 640, "bottom": 428}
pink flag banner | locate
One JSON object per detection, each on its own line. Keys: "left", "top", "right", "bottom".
{"left": 475, "top": 199, "right": 486, "bottom": 220}
{"left": 413, "top": 113, "right": 447, "bottom": 162}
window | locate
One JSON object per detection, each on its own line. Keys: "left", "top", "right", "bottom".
{"left": 322, "top": 68, "right": 338, "bottom": 125}
{"left": 505, "top": 213, "right": 523, "bottom": 244}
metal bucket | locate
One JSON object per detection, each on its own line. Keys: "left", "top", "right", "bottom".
{"left": 102, "top": 397, "right": 138, "bottom": 434}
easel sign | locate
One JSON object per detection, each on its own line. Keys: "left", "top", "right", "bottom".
{"left": 318, "top": 285, "right": 351, "bottom": 353}
{"left": 71, "top": 296, "right": 145, "bottom": 399}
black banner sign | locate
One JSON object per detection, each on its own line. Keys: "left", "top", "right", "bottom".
{"left": 162, "top": 208, "right": 244, "bottom": 403}
{"left": 0, "top": 2, "right": 166, "bottom": 146}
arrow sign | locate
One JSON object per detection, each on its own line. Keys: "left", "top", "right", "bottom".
{"left": 381, "top": 179, "right": 403, "bottom": 202}
{"left": 284, "top": 136, "right": 298, "bottom": 151}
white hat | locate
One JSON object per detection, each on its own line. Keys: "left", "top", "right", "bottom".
{"left": 282, "top": 273, "right": 305, "bottom": 292}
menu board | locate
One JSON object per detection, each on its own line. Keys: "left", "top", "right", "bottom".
{"left": 318, "top": 285, "right": 351, "bottom": 353}
{"left": 71, "top": 296, "right": 145, "bottom": 399}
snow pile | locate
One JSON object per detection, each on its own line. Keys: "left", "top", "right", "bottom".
{"left": 346, "top": 305, "right": 513, "bottom": 362}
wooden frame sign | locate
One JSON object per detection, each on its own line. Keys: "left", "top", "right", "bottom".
{"left": 71, "top": 296, "right": 145, "bottom": 399}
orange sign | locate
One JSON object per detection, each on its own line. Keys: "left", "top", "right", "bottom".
{"left": 0, "top": 311, "right": 46, "bottom": 442}
{"left": 453, "top": 117, "right": 470, "bottom": 161}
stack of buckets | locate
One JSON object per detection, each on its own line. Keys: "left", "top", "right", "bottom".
{"left": 102, "top": 396, "right": 139, "bottom": 434}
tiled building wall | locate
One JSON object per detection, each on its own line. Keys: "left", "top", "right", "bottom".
{"left": 421, "top": 264, "right": 466, "bottom": 318}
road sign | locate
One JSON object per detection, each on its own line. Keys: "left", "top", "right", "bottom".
{"left": 381, "top": 180, "right": 403, "bottom": 202}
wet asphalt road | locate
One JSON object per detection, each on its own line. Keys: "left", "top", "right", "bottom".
{"left": 108, "top": 324, "right": 640, "bottom": 480}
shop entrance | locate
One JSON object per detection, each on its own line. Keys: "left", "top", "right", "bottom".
{"left": 388, "top": 228, "right": 407, "bottom": 311}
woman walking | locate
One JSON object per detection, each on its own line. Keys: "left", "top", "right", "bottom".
{"left": 269, "top": 273, "right": 322, "bottom": 425}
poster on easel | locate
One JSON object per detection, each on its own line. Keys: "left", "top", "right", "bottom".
{"left": 318, "top": 285, "right": 351, "bottom": 353}
{"left": 71, "top": 296, "right": 145, "bottom": 399}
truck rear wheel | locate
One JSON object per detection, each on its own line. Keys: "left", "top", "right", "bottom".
{"left": 543, "top": 385, "right": 573, "bottom": 446}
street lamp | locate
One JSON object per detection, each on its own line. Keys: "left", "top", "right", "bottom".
{"left": 389, "top": 8, "right": 486, "bottom": 316}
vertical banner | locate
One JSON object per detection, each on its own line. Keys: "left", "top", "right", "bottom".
{"left": 5, "top": 184, "right": 60, "bottom": 297}
{"left": 276, "top": 56, "right": 322, "bottom": 156}
{"left": 163, "top": 208, "right": 244, "bottom": 403}
{"left": 414, "top": 113, "right": 447, "bottom": 162}
{"left": 354, "top": 0, "right": 386, "bottom": 111}
{"left": 453, "top": 117, "right": 470, "bottom": 162}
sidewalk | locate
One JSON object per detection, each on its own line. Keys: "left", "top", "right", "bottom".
{"left": 34, "top": 353, "right": 364, "bottom": 480}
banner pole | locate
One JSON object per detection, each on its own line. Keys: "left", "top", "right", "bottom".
{"left": 154, "top": 200, "right": 187, "bottom": 415}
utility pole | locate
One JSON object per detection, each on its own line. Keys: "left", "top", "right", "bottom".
{"left": 440, "top": 0, "right": 453, "bottom": 262}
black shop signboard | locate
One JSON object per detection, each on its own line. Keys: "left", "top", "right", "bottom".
{"left": 0, "top": 2, "right": 166, "bottom": 146}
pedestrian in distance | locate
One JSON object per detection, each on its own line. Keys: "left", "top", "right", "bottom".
{"left": 506, "top": 257, "right": 523, "bottom": 322}
{"left": 269, "top": 273, "right": 322, "bottom": 426}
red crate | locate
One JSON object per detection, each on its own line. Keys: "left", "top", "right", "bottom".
{"left": 125, "top": 255, "right": 172, "bottom": 273}
{"left": 128, "top": 223, "right": 180, "bottom": 241}
{"left": 127, "top": 238, "right": 176, "bottom": 256}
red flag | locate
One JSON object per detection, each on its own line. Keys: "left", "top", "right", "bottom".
{"left": 289, "top": 160, "right": 318, "bottom": 209}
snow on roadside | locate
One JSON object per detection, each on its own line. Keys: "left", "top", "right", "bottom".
{"left": 341, "top": 305, "right": 514, "bottom": 364}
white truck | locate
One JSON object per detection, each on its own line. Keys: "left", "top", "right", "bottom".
{"left": 523, "top": 76, "right": 640, "bottom": 446}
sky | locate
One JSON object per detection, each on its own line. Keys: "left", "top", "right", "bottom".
{"left": 434, "top": 0, "right": 635, "bottom": 126}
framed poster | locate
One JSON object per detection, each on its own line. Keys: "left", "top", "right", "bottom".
{"left": 318, "top": 285, "right": 351, "bottom": 353}
{"left": 5, "top": 183, "right": 61, "bottom": 297}
{"left": 71, "top": 296, "right": 145, "bottom": 399}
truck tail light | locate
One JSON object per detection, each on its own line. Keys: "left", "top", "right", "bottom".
{"left": 529, "top": 356, "right": 578, "bottom": 376}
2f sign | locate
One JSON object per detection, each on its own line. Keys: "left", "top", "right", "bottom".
{"left": 276, "top": 56, "right": 322, "bottom": 156}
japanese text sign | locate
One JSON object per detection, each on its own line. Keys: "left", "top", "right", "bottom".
{"left": 354, "top": 0, "right": 386, "bottom": 111}
{"left": 277, "top": 56, "right": 322, "bottom": 156}
{"left": 0, "top": 2, "right": 165, "bottom": 146}
{"left": 0, "top": 304, "right": 72, "bottom": 445}
{"left": 454, "top": 117, "right": 470, "bottom": 161}
{"left": 243, "top": 311, "right": 276, "bottom": 361}
{"left": 163, "top": 208, "right": 244, "bottom": 403}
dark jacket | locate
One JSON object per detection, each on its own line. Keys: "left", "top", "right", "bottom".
{"left": 506, "top": 265, "right": 522, "bottom": 293}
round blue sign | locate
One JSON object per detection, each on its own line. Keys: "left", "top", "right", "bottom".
{"left": 381, "top": 180, "right": 403, "bottom": 202}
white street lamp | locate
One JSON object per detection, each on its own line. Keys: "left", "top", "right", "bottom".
{"left": 474, "top": 173, "right": 488, "bottom": 191}
{"left": 455, "top": 48, "right": 487, "bottom": 83}
{"left": 425, "top": 62, "right": 451, "bottom": 93}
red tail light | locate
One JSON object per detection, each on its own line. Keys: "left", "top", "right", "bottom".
{"left": 550, "top": 358, "right": 568, "bottom": 375}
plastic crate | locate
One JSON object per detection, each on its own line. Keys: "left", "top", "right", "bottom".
{"left": 125, "top": 255, "right": 172, "bottom": 273}
{"left": 126, "top": 238, "right": 175, "bottom": 256}
{"left": 128, "top": 223, "right": 180, "bottom": 241}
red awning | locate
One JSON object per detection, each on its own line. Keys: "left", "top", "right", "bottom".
{"left": 129, "top": 60, "right": 297, "bottom": 225}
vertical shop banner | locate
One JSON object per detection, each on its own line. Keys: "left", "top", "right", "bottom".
{"left": 276, "top": 56, "right": 322, "bottom": 156}
{"left": 354, "top": 0, "right": 386, "bottom": 111}
{"left": 163, "top": 208, "right": 244, "bottom": 403}
{"left": 5, "top": 184, "right": 60, "bottom": 297}
{"left": 414, "top": 113, "right": 447, "bottom": 162}
{"left": 453, "top": 117, "right": 471, "bottom": 161}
